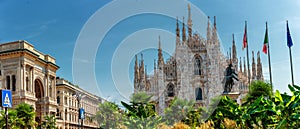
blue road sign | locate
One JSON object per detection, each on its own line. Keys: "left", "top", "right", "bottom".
{"left": 79, "top": 108, "right": 85, "bottom": 119}
{"left": 0, "top": 90, "right": 12, "bottom": 108}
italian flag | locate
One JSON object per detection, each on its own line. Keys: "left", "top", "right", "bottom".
{"left": 262, "top": 24, "right": 268, "bottom": 54}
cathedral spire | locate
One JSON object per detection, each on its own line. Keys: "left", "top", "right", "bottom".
{"left": 213, "top": 16, "right": 216, "bottom": 28}
{"left": 139, "top": 53, "right": 145, "bottom": 91}
{"left": 176, "top": 17, "right": 180, "bottom": 37}
{"left": 229, "top": 47, "right": 232, "bottom": 64}
{"left": 182, "top": 17, "right": 186, "bottom": 42}
{"left": 206, "top": 16, "right": 211, "bottom": 44}
{"left": 252, "top": 51, "right": 256, "bottom": 80}
{"left": 212, "top": 16, "right": 218, "bottom": 45}
{"left": 158, "top": 36, "right": 164, "bottom": 69}
{"left": 154, "top": 59, "right": 156, "bottom": 70}
{"left": 240, "top": 57, "right": 242, "bottom": 73}
{"left": 140, "top": 53, "right": 145, "bottom": 77}
{"left": 159, "top": 35, "right": 161, "bottom": 49}
{"left": 244, "top": 57, "right": 247, "bottom": 78}
{"left": 256, "top": 51, "right": 263, "bottom": 80}
{"left": 176, "top": 17, "right": 181, "bottom": 47}
{"left": 135, "top": 54, "right": 139, "bottom": 72}
{"left": 232, "top": 34, "right": 237, "bottom": 64}
{"left": 187, "top": 3, "right": 193, "bottom": 39}
{"left": 145, "top": 65, "right": 147, "bottom": 79}
{"left": 134, "top": 55, "right": 139, "bottom": 84}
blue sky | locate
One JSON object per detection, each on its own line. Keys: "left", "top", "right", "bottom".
{"left": 1, "top": 0, "right": 300, "bottom": 102}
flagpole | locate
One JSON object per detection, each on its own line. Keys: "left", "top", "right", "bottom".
{"left": 289, "top": 47, "right": 294, "bottom": 86}
{"left": 247, "top": 41, "right": 251, "bottom": 86}
{"left": 287, "top": 20, "right": 295, "bottom": 86}
{"left": 245, "top": 21, "right": 251, "bottom": 87}
{"left": 266, "top": 22, "right": 273, "bottom": 90}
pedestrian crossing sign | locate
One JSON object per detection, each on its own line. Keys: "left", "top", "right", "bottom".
{"left": 0, "top": 89, "right": 12, "bottom": 108}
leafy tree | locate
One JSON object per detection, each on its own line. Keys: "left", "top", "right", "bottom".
{"left": 37, "top": 115, "right": 58, "bottom": 129}
{"left": 15, "top": 103, "right": 36, "bottom": 129}
{"left": 164, "top": 97, "right": 194, "bottom": 125}
{"left": 245, "top": 80, "right": 272, "bottom": 104}
{"left": 94, "top": 101, "right": 123, "bottom": 129}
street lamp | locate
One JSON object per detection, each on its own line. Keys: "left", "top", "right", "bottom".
{"left": 73, "top": 92, "right": 86, "bottom": 129}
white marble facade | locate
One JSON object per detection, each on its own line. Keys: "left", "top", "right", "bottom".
{"left": 134, "top": 5, "right": 263, "bottom": 114}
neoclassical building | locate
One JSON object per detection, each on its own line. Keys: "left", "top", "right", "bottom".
{"left": 56, "top": 77, "right": 101, "bottom": 129}
{"left": 0, "top": 40, "right": 59, "bottom": 122}
{"left": 134, "top": 5, "right": 263, "bottom": 114}
{"left": 0, "top": 40, "right": 102, "bottom": 129}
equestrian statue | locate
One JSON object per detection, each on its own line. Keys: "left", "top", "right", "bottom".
{"left": 223, "top": 63, "right": 239, "bottom": 93}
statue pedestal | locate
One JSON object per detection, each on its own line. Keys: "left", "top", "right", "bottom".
{"left": 222, "top": 92, "right": 241, "bottom": 103}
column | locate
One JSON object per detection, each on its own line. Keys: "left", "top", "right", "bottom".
{"left": 31, "top": 67, "right": 34, "bottom": 92}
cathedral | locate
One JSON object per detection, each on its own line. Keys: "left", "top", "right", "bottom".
{"left": 133, "top": 4, "right": 263, "bottom": 115}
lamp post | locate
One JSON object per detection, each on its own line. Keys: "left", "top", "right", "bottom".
{"left": 73, "top": 92, "right": 86, "bottom": 129}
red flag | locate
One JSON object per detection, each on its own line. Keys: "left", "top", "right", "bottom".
{"left": 243, "top": 22, "right": 247, "bottom": 50}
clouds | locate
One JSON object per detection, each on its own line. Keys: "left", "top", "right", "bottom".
{"left": 23, "top": 19, "right": 58, "bottom": 39}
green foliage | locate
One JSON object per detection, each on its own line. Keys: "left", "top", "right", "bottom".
{"left": 37, "top": 115, "right": 58, "bottom": 129}
{"left": 93, "top": 83, "right": 300, "bottom": 128}
{"left": 131, "top": 92, "right": 152, "bottom": 104}
{"left": 164, "top": 97, "right": 194, "bottom": 126}
{"left": 245, "top": 80, "right": 272, "bottom": 104}
{"left": 122, "top": 92, "right": 162, "bottom": 129}
{"left": 94, "top": 101, "right": 123, "bottom": 129}
{"left": 208, "top": 83, "right": 300, "bottom": 128}
{"left": 0, "top": 103, "right": 35, "bottom": 129}
{"left": 182, "top": 107, "right": 203, "bottom": 128}
{"left": 0, "top": 109, "right": 25, "bottom": 129}
{"left": 15, "top": 103, "right": 36, "bottom": 128}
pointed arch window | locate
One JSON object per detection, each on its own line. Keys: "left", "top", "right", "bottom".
{"left": 195, "top": 87, "right": 203, "bottom": 100}
{"left": 194, "top": 57, "right": 201, "bottom": 75}
{"left": 167, "top": 83, "right": 175, "bottom": 97}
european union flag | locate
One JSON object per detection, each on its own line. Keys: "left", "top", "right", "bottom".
{"left": 287, "top": 21, "right": 293, "bottom": 48}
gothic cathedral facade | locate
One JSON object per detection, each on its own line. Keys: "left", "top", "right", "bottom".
{"left": 133, "top": 5, "right": 263, "bottom": 115}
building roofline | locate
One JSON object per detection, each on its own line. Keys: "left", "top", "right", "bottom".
{"left": 56, "top": 78, "right": 102, "bottom": 100}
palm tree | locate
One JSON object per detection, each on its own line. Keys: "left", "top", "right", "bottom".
{"left": 38, "top": 115, "right": 58, "bottom": 129}
{"left": 130, "top": 92, "right": 152, "bottom": 104}
{"left": 164, "top": 97, "right": 194, "bottom": 125}
{"left": 15, "top": 103, "right": 36, "bottom": 129}
{"left": 0, "top": 109, "right": 25, "bottom": 129}
{"left": 121, "top": 92, "right": 161, "bottom": 129}
{"left": 94, "top": 101, "right": 123, "bottom": 129}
